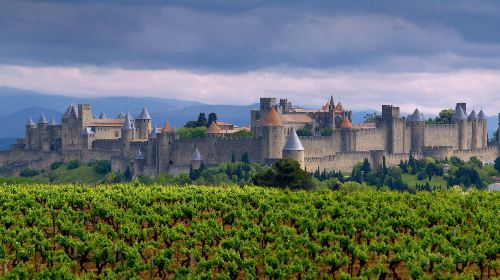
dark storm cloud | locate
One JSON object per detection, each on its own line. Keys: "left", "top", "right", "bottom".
{"left": 1, "top": 0, "right": 500, "bottom": 71}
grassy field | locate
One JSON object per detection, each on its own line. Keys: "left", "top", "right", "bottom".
{"left": 401, "top": 173, "right": 448, "bottom": 189}
{"left": 32, "top": 162, "right": 106, "bottom": 184}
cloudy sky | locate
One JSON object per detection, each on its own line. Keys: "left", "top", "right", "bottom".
{"left": 1, "top": 0, "right": 500, "bottom": 114}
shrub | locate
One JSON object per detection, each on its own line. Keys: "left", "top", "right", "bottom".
{"left": 50, "top": 162, "right": 63, "bottom": 170}
{"left": 67, "top": 160, "right": 81, "bottom": 170}
{"left": 296, "top": 128, "right": 312, "bottom": 136}
{"left": 94, "top": 160, "right": 111, "bottom": 175}
{"left": 19, "top": 168, "right": 38, "bottom": 178}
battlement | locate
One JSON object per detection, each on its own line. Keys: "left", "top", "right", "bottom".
{"left": 424, "top": 124, "right": 455, "bottom": 129}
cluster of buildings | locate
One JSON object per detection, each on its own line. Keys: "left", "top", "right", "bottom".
{"left": 0, "top": 97, "right": 498, "bottom": 177}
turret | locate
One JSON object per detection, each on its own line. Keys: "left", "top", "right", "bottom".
{"left": 133, "top": 149, "right": 145, "bottom": 177}
{"left": 478, "top": 109, "right": 488, "bottom": 148}
{"left": 453, "top": 104, "right": 467, "bottom": 150}
{"left": 37, "top": 114, "right": 48, "bottom": 128}
{"left": 190, "top": 146, "right": 203, "bottom": 169}
{"left": 147, "top": 125, "right": 157, "bottom": 167}
{"left": 381, "top": 105, "right": 404, "bottom": 153}
{"left": 98, "top": 110, "right": 108, "bottom": 119}
{"left": 135, "top": 107, "right": 152, "bottom": 140}
{"left": 78, "top": 104, "right": 93, "bottom": 126}
{"left": 340, "top": 115, "right": 355, "bottom": 152}
{"left": 121, "top": 112, "right": 135, "bottom": 155}
{"left": 408, "top": 109, "right": 425, "bottom": 153}
{"left": 25, "top": 116, "right": 36, "bottom": 149}
{"left": 282, "top": 128, "right": 305, "bottom": 168}
{"left": 468, "top": 110, "right": 479, "bottom": 149}
{"left": 261, "top": 107, "right": 285, "bottom": 160}
{"left": 156, "top": 121, "right": 175, "bottom": 173}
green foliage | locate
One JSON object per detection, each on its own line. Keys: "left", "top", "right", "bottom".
{"left": 295, "top": 128, "right": 312, "bottom": 136}
{"left": 494, "top": 157, "right": 500, "bottom": 173}
{"left": 320, "top": 128, "right": 333, "bottom": 136}
{"left": 176, "top": 127, "right": 208, "bottom": 139}
{"left": 19, "top": 168, "right": 39, "bottom": 178}
{"left": 426, "top": 109, "right": 455, "bottom": 124}
{"left": 66, "top": 160, "right": 81, "bottom": 170}
{"left": 253, "top": 159, "right": 314, "bottom": 190}
{"left": 363, "top": 112, "right": 377, "bottom": 123}
{"left": 241, "top": 152, "right": 250, "bottom": 164}
{"left": 230, "top": 130, "right": 251, "bottom": 137}
{"left": 0, "top": 184, "right": 497, "bottom": 278}
{"left": 50, "top": 162, "right": 63, "bottom": 170}
{"left": 197, "top": 112, "right": 207, "bottom": 127}
{"left": 94, "top": 160, "right": 111, "bottom": 175}
{"left": 207, "top": 112, "right": 217, "bottom": 126}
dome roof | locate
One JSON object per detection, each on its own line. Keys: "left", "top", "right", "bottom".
{"left": 340, "top": 116, "right": 353, "bottom": 129}
{"left": 191, "top": 147, "right": 202, "bottom": 161}
{"left": 261, "top": 107, "right": 283, "bottom": 127}
{"left": 283, "top": 128, "right": 304, "bottom": 151}
{"left": 207, "top": 122, "right": 223, "bottom": 134}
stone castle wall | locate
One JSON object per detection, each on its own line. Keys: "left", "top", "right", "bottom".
{"left": 424, "top": 124, "right": 457, "bottom": 149}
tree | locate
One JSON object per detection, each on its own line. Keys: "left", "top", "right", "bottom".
{"left": 363, "top": 113, "right": 377, "bottom": 123}
{"left": 320, "top": 128, "right": 333, "bottom": 136}
{"left": 94, "top": 160, "right": 111, "bottom": 175}
{"left": 494, "top": 157, "right": 500, "bottom": 173}
{"left": 241, "top": 152, "right": 250, "bottom": 164}
{"left": 197, "top": 113, "right": 207, "bottom": 127}
{"left": 231, "top": 130, "right": 252, "bottom": 137}
{"left": 124, "top": 166, "right": 133, "bottom": 181}
{"left": 207, "top": 113, "right": 217, "bottom": 127}
{"left": 361, "top": 158, "right": 372, "bottom": 174}
{"left": 253, "top": 159, "right": 314, "bottom": 190}
{"left": 184, "top": 120, "right": 200, "bottom": 128}
{"left": 231, "top": 152, "right": 236, "bottom": 163}
{"left": 427, "top": 109, "right": 454, "bottom": 124}
{"left": 296, "top": 128, "right": 312, "bottom": 136}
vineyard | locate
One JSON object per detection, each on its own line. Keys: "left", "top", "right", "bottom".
{"left": 0, "top": 184, "right": 499, "bottom": 279}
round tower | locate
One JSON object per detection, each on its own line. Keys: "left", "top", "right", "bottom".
{"left": 282, "top": 128, "right": 305, "bottom": 168}
{"left": 408, "top": 109, "right": 425, "bottom": 153}
{"left": 121, "top": 112, "right": 135, "bottom": 155}
{"left": 261, "top": 107, "right": 285, "bottom": 160}
{"left": 453, "top": 105, "right": 467, "bottom": 150}
{"left": 340, "top": 115, "right": 354, "bottom": 152}
{"left": 25, "top": 116, "right": 37, "bottom": 149}
{"left": 136, "top": 107, "right": 152, "bottom": 140}
{"left": 478, "top": 109, "right": 488, "bottom": 148}
{"left": 468, "top": 110, "right": 478, "bottom": 149}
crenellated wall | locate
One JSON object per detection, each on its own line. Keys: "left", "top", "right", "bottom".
{"left": 354, "top": 128, "right": 386, "bottom": 151}
{"left": 424, "top": 124, "right": 457, "bottom": 148}
{"left": 301, "top": 135, "right": 341, "bottom": 158}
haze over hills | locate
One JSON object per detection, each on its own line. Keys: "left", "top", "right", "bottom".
{"left": 0, "top": 87, "right": 497, "bottom": 150}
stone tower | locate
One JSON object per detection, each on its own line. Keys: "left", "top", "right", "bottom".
{"left": 261, "top": 107, "right": 285, "bottom": 160}
{"left": 121, "top": 112, "right": 135, "bottom": 156}
{"left": 156, "top": 121, "right": 176, "bottom": 174}
{"left": 147, "top": 125, "right": 157, "bottom": 168}
{"left": 478, "top": 109, "right": 488, "bottom": 148}
{"left": 282, "top": 128, "right": 305, "bottom": 168}
{"left": 408, "top": 109, "right": 425, "bottom": 153}
{"left": 78, "top": 104, "right": 93, "bottom": 127}
{"left": 25, "top": 116, "right": 37, "bottom": 149}
{"left": 468, "top": 110, "right": 479, "bottom": 149}
{"left": 135, "top": 107, "right": 152, "bottom": 140}
{"left": 453, "top": 104, "right": 468, "bottom": 150}
{"left": 340, "top": 115, "right": 355, "bottom": 152}
{"left": 382, "top": 105, "right": 405, "bottom": 153}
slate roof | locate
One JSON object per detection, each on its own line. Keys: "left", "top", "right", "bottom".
{"left": 283, "top": 128, "right": 304, "bottom": 151}
{"left": 478, "top": 109, "right": 487, "bottom": 120}
{"left": 137, "top": 107, "right": 151, "bottom": 120}
{"left": 38, "top": 114, "right": 48, "bottom": 124}
{"left": 26, "top": 116, "right": 35, "bottom": 126}
{"left": 191, "top": 147, "right": 202, "bottom": 161}
{"left": 453, "top": 106, "right": 467, "bottom": 121}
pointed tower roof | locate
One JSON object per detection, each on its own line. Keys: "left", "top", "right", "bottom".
{"left": 335, "top": 101, "right": 345, "bottom": 112}
{"left": 408, "top": 109, "right": 424, "bottom": 122}
{"left": 340, "top": 116, "right": 353, "bottom": 129}
{"left": 163, "top": 121, "right": 173, "bottom": 132}
{"left": 191, "top": 147, "right": 202, "bottom": 161}
{"left": 26, "top": 116, "right": 35, "bottom": 126}
{"left": 453, "top": 105, "right": 467, "bottom": 121}
{"left": 262, "top": 107, "right": 283, "bottom": 126}
{"left": 137, "top": 107, "right": 151, "bottom": 120}
{"left": 50, "top": 117, "right": 58, "bottom": 125}
{"left": 69, "top": 105, "right": 78, "bottom": 118}
{"left": 468, "top": 109, "right": 477, "bottom": 120}
{"left": 328, "top": 96, "right": 335, "bottom": 110}
{"left": 207, "top": 121, "right": 223, "bottom": 134}
{"left": 98, "top": 111, "right": 107, "bottom": 119}
{"left": 62, "top": 104, "right": 73, "bottom": 118}
{"left": 38, "top": 114, "right": 48, "bottom": 124}
{"left": 123, "top": 112, "right": 134, "bottom": 129}
{"left": 134, "top": 149, "right": 144, "bottom": 160}
{"left": 283, "top": 128, "right": 304, "bottom": 151}
{"left": 478, "top": 109, "right": 487, "bottom": 120}
{"left": 149, "top": 125, "right": 157, "bottom": 139}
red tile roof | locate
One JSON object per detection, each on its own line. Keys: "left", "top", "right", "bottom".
{"left": 262, "top": 107, "right": 283, "bottom": 126}
{"left": 340, "top": 116, "right": 353, "bottom": 129}
{"left": 207, "top": 122, "right": 223, "bottom": 134}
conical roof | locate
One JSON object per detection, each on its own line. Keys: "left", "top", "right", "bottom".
{"left": 335, "top": 102, "right": 345, "bottom": 112}
{"left": 262, "top": 107, "right": 283, "bottom": 126}
{"left": 26, "top": 116, "right": 35, "bottom": 126}
{"left": 98, "top": 111, "right": 107, "bottom": 119}
{"left": 478, "top": 109, "right": 487, "bottom": 120}
{"left": 207, "top": 122, "right": 223, "bottom": 134}
{"left": 408, "top": 109, "right": 424, "bottom": 122}
{"left": 69, "top": 105, "right": 78, "bottom": 118}
{"left": 453, "top": 106, "right": 467, "bottom": 121}
{"left": 340, "top": 116, "right": 353, "bottom": 129}
{"left": 123, "top": 112, "right": 134, "bottom": 129}
{"left": 50, "top": 117, "right": 58, "bottom": 125}
{"left": 117, "top": 112, "right": 125, "bottom": 119}
{"left": 191, "top": 147, "right": 202, "bottom": 161}
{"left": 468, "top": 109, "right": 477, "bottom": 120}
{"left": 134, "top": 149, "right": 144, "bottom": 160}
{"left": 137, "top": 107, "right": 151, "bottom": 120}
{"left": 149, "top": 125, "right": 157, "bottom": 139}
{"left": 163, "top": 121, "right": 173, "bottom": 132}
{"left": 62, "top": 104, "right": 74, "bottom": 118}
{"left": 38, "top": 114, "right": 48, "bottom": 124}
{"left": 283, "top": 128, "right": 304, "bottom": 151}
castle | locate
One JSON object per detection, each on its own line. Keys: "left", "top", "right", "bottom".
{"left": 0, "top": 97, "right": 499, "bottom": 177}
